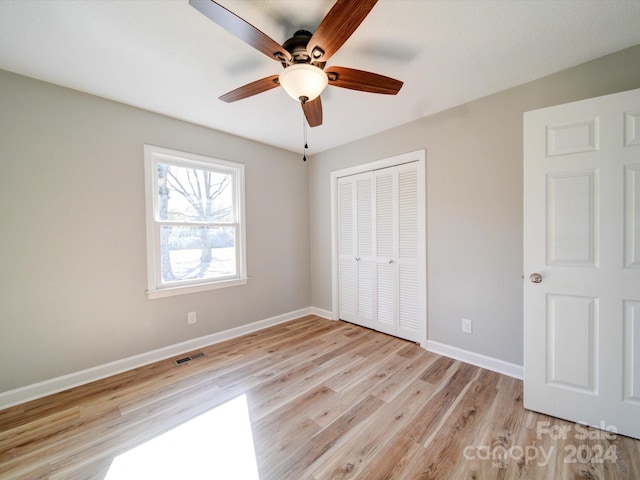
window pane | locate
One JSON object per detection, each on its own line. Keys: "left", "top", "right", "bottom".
{"left": 157, "top": 163, "right": 234, "bottom": 222}
{"left": 159, "top": 225, "right": 236, "bottom": 284}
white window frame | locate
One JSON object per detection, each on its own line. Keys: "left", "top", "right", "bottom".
{"left": 144, "top": 145, "right": 247, "bottom": 299}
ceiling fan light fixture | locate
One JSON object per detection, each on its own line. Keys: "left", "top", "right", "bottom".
{"left": 279, "top": 64, "right": 328, "bottom": 102}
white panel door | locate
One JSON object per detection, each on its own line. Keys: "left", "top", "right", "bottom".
{"left": 524, "top": 87, "right": 640, "bottom": 440}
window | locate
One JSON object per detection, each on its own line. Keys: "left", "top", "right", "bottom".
{"left": 144, "top": 145, "right": 247, "bottom": 298}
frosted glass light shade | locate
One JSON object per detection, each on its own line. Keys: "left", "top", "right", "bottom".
{"left": 278, "top": 64, "right": 328, "bottom": 102}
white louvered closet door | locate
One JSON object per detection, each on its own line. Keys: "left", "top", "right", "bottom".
{"left": 374, "top": 170, "right": 396, "bottom": 336}
{"left": 396, "top": 164, "right": 422, "bottom": 341}
{"left": 337, "top": 174, "right": 374, "bottom": 328}
{"left": 337, "top": 161, "right": 423, "bottom": 343}
{"left": 338, "top": 178, "right": 357, "bottom": 323}
{"left": 355, "top": 174, "right": 375, "bottom": 327}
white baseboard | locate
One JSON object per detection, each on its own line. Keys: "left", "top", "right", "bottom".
{"left": 0, "top": 307, "right": 316, "bottom": 410}
{"left": 309, "top": 306, "right": 333, "bottom": 319}
{"left": 425, "top": 340, "right": 523, "bottom": 380}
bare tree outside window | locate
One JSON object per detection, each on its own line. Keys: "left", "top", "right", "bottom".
{"left": 157, "top": 162, "right": 236, "bottom": 284}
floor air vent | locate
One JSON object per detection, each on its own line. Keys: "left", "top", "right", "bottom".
{"left": 175, "top": 352, "right": 206, "bottom": 365}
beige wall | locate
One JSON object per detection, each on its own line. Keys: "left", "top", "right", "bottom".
{"left": 0, "top": 70, "right": 310, "bottom": 393}
{"left": 309, "top": 44, "right": 640, "bottom": 366}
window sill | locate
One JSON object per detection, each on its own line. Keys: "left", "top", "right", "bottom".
{"left": 147, "top": 277, "right": 248, "bottom": 299}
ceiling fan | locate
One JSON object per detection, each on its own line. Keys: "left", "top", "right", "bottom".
{"left": 189, "top": 0, "right": 404, "bottom": 128}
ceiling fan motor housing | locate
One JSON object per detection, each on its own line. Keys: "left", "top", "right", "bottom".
{"left": 283, "top": 30, "right": 314, "bottom": 64}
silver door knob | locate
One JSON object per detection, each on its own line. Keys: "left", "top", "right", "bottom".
{"left": 529, "top": 273, "right": 542, "bottom": 283}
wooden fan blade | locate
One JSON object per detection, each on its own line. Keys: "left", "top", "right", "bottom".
{"left": 219, "top": 75, "right": 280, "bottom": 102}
{"left": 190, "top": 0, "right": 291, "bottom": 64}
{"left": 307, "top": 0, "right": 378, "bottom": 63}
{"left": 326, "top": 66, "right": 403, "bottom": 95}
{"left": 302, "top": 97, "right": 323, "bottom": 127}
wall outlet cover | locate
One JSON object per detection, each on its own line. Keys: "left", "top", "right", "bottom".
{"left": 462, "top": 318, "right": 472, "bottom": 334}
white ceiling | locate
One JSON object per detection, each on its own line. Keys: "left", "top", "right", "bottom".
{"left": 1, "top": 0, "right": 640, "bottom": 154}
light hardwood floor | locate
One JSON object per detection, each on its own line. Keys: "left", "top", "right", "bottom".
{"left": 1, "top": 315, "right": 639, "bottom": 479}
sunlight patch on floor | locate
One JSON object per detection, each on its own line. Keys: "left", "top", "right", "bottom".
{"left": 105, "top": 395, "right": 259, "bottom": 479}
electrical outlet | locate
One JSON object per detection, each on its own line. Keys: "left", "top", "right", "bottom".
{"left": 188, "top": 311, "right": 197, "bottom": 325}
{"left": 462, "top": 318, "right": 473, "bottom": 334}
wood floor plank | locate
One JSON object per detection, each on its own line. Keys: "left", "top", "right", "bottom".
{"left": 0, "top": 407, "right": 80, "bottom": 456}
{"left": 350, "top": 363, "right": 489, "bottom": 480}
{"left": 453, "top": 374, "right": 527, "bottom": 478}
{"left": 248, "top": 360, "right": 332, "bottom": 420}
{"left": 261, "top": 394, "right": 385, "bottom": 480}
{"left": 311, "top": 330, "right": 377, "bottom": 366}
{"left": 368, "top": 349, "right": 438, "bottom": 403}
{"left": 308, "top": 378, "right": 436, "bottom": 480}
{"left": 397, "top": 370, "right": 501, "bottom": 479}
{"left": 307, "top": 346, "right": 421, "bottom": 429}
{"left": 1, "top": 317, "right": 639, "bottom": 479}
{"left": 323, "top": 336, "right": 406, "bottom": 392}
{"left": 252, "top": 386, "right": 329, "bottom": 468}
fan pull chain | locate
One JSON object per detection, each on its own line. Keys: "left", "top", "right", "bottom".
{"left": 302, "top": 109, "right": 309, "bottom": 162}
